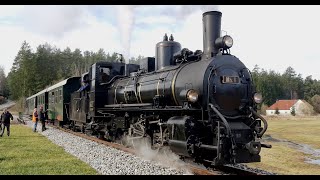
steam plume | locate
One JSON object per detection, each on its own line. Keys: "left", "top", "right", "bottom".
{"left": 115, "top": 5, "right": 219, "bottom": 64}
{"left": 122, "top": 137, "right": 193, "bottom": 175}
{"left": 116, "top": 5, "right": 137, "bottom": 63}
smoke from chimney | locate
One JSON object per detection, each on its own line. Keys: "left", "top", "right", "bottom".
{"left": 116, "top": 5, "right": 137, "bottom": 64}
{"left": 115, "top": 5, "right": 219, "bottom": 64}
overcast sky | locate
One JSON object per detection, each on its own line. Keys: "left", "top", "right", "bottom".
{"left": 0, "top": 5, "right": 319, "bottom": 80}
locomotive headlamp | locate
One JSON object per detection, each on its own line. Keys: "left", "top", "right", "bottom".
{"left": 254, "top": 93, "right": 263, "bottom": 104}
{"left": 224, "top": 35, "right": 233, "bottom": 48}
{"left": 187, "top": 89, "right": 199, "bottom": 103}
{"left": 215, "top": 35, "right": 233, "bottom": 50}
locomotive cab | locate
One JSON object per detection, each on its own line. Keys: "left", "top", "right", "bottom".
{"left": 69, "top": 61, "right": 139, "bottom": 132}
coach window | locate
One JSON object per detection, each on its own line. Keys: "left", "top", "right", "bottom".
{"left": 56, "top": 90, "right": 58, "bottom": 103}
{"left": 59, "top": 89, "right": 62, "bottom": 102}
{"left": 51, "top": 91, "right": 54, "bottom": 103}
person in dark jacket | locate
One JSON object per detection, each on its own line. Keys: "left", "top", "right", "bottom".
{"left": 39, "top": 106, "right": 46, "bottom": 131}
{"left": 0, "top": 108, "right": 13, "bottom": 137}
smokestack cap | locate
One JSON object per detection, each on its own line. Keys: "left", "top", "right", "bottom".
{"left": 202, "top": 11, "right": 222, "bottom": 17}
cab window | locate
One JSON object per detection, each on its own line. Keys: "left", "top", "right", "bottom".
{"left": 99, "top": 67, "right": 111, "bottom": 83}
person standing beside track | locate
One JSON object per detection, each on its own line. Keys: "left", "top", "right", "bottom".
{"left": 0, "top": 108, "right": 13, "bottom": 137}
{"left": 32, "top": 108, "right": 39, "bottom": 132}
{"left": 39, "top": 106, "right": 46, "bottom": 131}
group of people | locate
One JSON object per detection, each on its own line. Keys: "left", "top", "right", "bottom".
{"left": 32, "top": 106, "right": 47, "bottom": 132}
{"left": 0, "top": 106, "right": 47, "bottom": 137}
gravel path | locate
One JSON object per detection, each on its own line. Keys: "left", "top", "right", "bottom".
{"left": 0, "top": 100, "right": 15, "bottom": 111}
{"left": 24, "top": 121, "right": 192, "bottom": 175}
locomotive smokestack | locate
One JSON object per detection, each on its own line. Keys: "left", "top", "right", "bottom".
{"left": 202, "top": 11, "right": 222, "bottom": 59}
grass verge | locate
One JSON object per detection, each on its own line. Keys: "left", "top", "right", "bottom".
{"left": 0, "top": 124, "right": 98, "bottom": 175}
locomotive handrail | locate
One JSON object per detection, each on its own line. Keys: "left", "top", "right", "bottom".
{"left": 100, "top": 75, "right": 124, "bottom": 86}
{"left": 208, "top": 103, "right": 236, "bottom": 149}
{"left": 104, "top": 103, "right": 153, "bottom": 108}
{"left": 249, "top": 107, "right": 268, "bottom": 138}
{"left": 222, "top": 114, "right": 249, "bottom": 119}
{"left": 64, "top": 103, "right": 69, "bottom": 120}
{"left": 208, "top": 104, "right": 232, "bottom": 137}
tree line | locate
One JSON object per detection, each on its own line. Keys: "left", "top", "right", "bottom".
{"left": 1, "top": 41, "right": 320, "bottom": 113}
{"left": 252, "top": 65, "right": 320, "bottom": 113}
{"left": 3, "top": 41, "right": 144, "bottom": 100}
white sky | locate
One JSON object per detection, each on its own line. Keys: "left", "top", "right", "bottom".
{"left": 0, "top": 5, "right": 319, "bottom": 80}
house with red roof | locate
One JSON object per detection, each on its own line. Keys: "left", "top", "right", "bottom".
{"left": 266, "top": 99, "right": 314, "bottom": 116}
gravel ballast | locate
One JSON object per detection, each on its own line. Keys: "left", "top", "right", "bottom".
{"left": 25, "top": 121, "right": 192, "bottom": 175}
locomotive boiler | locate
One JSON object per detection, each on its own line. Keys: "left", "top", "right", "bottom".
{"left": 67, "top": 10, "right": 271, "bottom": 166}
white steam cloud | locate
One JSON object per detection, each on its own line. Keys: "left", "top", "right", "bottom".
{"left": 116, "top": 5, "right": 137, "bottom": 63}
{"left": 123, "top": 137, "right": 193, "bottom": 174}
{"left": 115, "top": 5, "right": 219, "bottom": 64}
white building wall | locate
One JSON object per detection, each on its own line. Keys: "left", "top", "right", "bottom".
{"left": 266, "top": 110, "right": 291, "bottom": 116}
{"left": 266, "top": 100, "right": 313, "bottom": 116}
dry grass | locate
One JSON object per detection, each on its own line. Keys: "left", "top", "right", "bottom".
{"left": 265, "top": 116, "right": 320, "bottom": 149}
{"left": 248, "top": 143, "right": 320, "bottom": 175}
{"left": 246, "top": 116, "right": 320, "bottom": 175}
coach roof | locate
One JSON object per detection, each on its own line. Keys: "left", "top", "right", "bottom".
{"left": 26, "top": 76, "right": 80, "bottom": 100}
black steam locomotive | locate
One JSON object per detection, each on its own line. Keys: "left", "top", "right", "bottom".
{"left": 61, "top": 11, "right": 271, "bottom": 166}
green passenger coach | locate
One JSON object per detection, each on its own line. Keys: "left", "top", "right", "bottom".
{"left": 25, "top": 76, "right": 80, "bottom": 126}
{"left": 47, "top": 77, "right": 81, "bottom": 126}
{"left": 25, "top": 89, "right": 47, "bottom": 117}
{"left": 25, "top": 94, "right": 37, "bottom": 117}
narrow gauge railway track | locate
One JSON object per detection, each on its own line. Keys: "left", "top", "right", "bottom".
{"left": 47, "top": 124, "right": 261, "bottom": 175}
